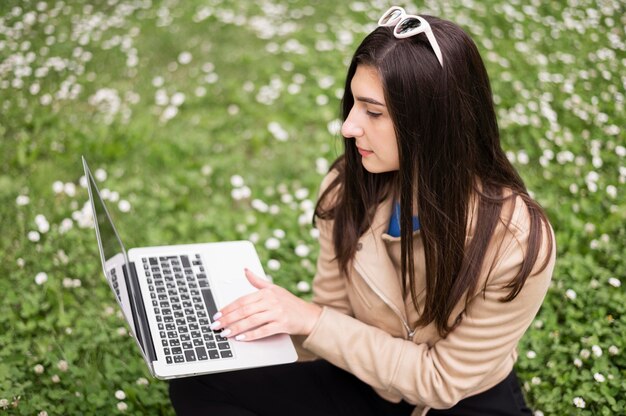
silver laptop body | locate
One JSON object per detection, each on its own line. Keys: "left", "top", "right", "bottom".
{"left": 82, "top": 156, "right": 297, "bottom": 379}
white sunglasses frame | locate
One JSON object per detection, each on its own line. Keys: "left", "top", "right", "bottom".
{"left": 377, "top": 6, "right": 444, "bottom": 67}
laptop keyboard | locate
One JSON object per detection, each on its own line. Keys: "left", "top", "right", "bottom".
{"left": 142, "top": 254, "right": 234, "bottom": 364}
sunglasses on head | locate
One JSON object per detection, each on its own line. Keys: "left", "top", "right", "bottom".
{"left": 378, "top": 6, "right": 444, "bottom": 67}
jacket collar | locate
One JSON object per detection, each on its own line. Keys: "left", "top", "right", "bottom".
{"left": 353, "top": 195, "right": 410, "bottom": 327}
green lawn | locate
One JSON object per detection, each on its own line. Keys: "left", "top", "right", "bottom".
{"left": 0, "top": 0, "right": 624, "bottom": 414}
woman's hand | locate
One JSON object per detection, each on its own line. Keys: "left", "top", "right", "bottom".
{"left": 210, "top": 268, "right": 322, "bottom": 342}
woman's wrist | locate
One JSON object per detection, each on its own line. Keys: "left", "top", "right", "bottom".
{"left": 302, "top": 302, "right": 323, "bottom": 336}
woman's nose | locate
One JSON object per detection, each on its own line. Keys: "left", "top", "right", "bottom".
{"left": 341, "top": 109, "right": 363, "bottom": 138}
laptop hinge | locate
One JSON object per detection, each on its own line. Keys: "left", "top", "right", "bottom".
{"left": 123, "top": 262, "right": 157, "bottom": 362}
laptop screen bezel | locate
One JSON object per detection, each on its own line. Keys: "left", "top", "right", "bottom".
{"left": 82, "top": 156, "right": 154, "bottom": 368}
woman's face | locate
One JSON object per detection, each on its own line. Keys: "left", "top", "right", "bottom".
{"left": 341, "top": 65, "right": 399, "bottom": 173}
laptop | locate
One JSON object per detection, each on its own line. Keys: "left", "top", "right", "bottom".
{"left": 82, "top": 156, "right": 297, "bottom": 379}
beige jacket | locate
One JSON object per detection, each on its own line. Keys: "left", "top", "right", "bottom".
{"left": 295, "top": 171, "right": 556, "bottom": 416}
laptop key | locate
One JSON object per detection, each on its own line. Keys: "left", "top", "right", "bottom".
{"left": 193, "top": 339, "right": 203, "bottom": 347}
{"left": 184, "top": 350, "right": 196, "bottom": 362}
{"left": 181, "top": 256, "right": 191, "bottom": 268}
{"left": 166, "top": 356, "right": 173, "bottom": 364}
{"left": 200, "top": 288, "right": 219, "bottom": 323}
{"left": 208, "top": 349, "right": 220, "bottom": 360}
{"left": 174, "top": 355, "right": 184, "bottom": 363}
{"left": 196, "top": 347, "right": 208, "bottom": 360}
{"left": 172, "top": 347, "right": 182, "bottom": 355}
{"left": 218, "top": 342, "right": 230, "bottom": 350}
{"left": 220, "top": 350, "right": 233, "bottom": 359}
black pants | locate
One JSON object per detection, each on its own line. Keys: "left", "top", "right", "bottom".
{"left": 169, "top": 360, "right": 532, "bottom": 416}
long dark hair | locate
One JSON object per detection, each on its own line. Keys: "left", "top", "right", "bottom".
{"left": 314, "top": 17, "right": 553, "bottom": 338}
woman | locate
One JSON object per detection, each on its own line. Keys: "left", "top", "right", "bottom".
{"left": 169, "top": 7, "right": 556, "bottom": 416}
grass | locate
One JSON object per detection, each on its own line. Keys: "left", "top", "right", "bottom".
{"left": 0, "top": 0, "right": 624, "bottom": 414}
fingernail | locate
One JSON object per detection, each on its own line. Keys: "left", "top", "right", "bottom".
{"left": 235, "top": 334, "right": 246, "bottom": 341}
{"left": 209, "top": 321, "right": 221, "bottom": 330}
{"left": 213, "top": 312, "right": 222, "bottom": 320}
{"left": 244, "top": 268, "right": 249, "bottom": 273}
{"left": 221, "top": 328, "right": 232, "bottom": 337}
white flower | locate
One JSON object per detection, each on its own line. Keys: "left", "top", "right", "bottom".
{"left": 267, "top": 122, "right": 289, "bottom": 141}
{"left": 592, "top": 345, "right": 602, "bottom": 357}
{"left": 34, "top": 364, "right": 45, "bottom": 374}
{"left": 118, "top": 200, "right": 131, "bottom": 212}
{"left": 57, "top": 360, "right": 68, "bottom": 372}
{"left": 178, "top": 51, "right": 192, "bottom": 65}
{"left": 16, "top": 195, "right": 30, "bottom": 206}
{"left": 295, "top": 244, "right": 310, "bottom": 257}
{"left": 51, "top": 374, "right": 60, "bottom": 383}
{"left": 59, "top": 218, "right": 73, "bottom": 234}
{"left": 580, "top": 349, "right": 590, "bottom": 359}
{"left": 115, "top": 390, "right": 126, "bottom": 400}
{"left": 0, "top": 399, "right": 7, "bottom": 409}
{"left": 227, "top": 104, "right": 239, "bottom": 115}
{"left": 273, "top": 229, "right": 285, "bottom": 239}
{"left": 52, "top": 181, "right": 64, "bottom": 194}
{"left": 136, "top": 377, "right": 149, "bottom": 385}
{"left": 201, "top": 165, "right": 213, "bottom": 176}
{"left": 171, "top": 92, "right": 185, "bottom": 107}
{"left": 265, "top": 238, "right": 280, "bottom": 250}
{"left": 251, "top": 199, "right": 268, "bottom": 212}
{"left": 230, "top": 175, "right": 244, "bottom": 187}
{"left": 526, "top": 350, "right": 537, "bottom": 359}
{"left": 531, "top": 376, "right": 541, "bottom": 385}
{"left": 38, "top": 411, "right": 48, "bottom": 416}
{"left": 267, "top": 259, "right": 281, "bottom": 271}
{"left": 35, "top": 272, "right": 48, "bottom": 285}
{"left": 327, "top": 119, "right": 342, "bottom": 135}
{"left": 310, "top": 228, "right": 320, "bottom": 239}
{"left": 608, "top": 277, "right": 621, "bottom": 287}
{"left": 231, "top": 188, "right": 245, "bottom": 201}
{"left": 161, "top": 105, "right": 178, "bottom": 122}
{"left": 28, "top": 230, "right": 41, "bottom": 242}
{"left": 64, "top": 182, "right": 76, "bottom": 197}
{"left": 565, "top": 289, "right": 576, "bottom": 300}
{"left": 117, "top": 327, "right": 128, "bottom": 336}
{"left": 296, "top": 281, "right": 311, "bottom": 292}
{"left": 573, "top": 397, "right": 585, "bottom": 408}
{"left": 35, "top": 215, "right": 50, "bottom": 233}
{"left": 94, "top": 168, "right": 107, "bottom": 182}
{"left": 608, "top": 345, "right": 619, "bottom": 355}
{"left": 517, "top": 150, "right": 529, "bottom": 165}
{"left": 534, "top": 411, "right": 544, "bottom": 416}
{"left": 593, "top": 372, "right": 606, "bottom": 382}
{"left": 117, "top": 401, "right": 128, "bottom": 411}
{"left": 573, "top": 358, "right": 582, "bottom": 367}
{"left": 316, "top": 158, "right": 329, "bottom": 175}
{"left": 294, "top": 188, "right": 309, "bottom": 200}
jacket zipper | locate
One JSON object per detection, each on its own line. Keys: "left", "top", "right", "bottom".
{"left": 354, "top": 262, "right": 415, "bottom": 340}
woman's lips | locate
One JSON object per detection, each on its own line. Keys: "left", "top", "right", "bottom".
{"left": 357, "top": 147, "right": 374, "bottom": 157}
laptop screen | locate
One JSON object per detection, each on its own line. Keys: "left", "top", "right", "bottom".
{"left": 83, "top": 158, "right": 138, "bottom": 336}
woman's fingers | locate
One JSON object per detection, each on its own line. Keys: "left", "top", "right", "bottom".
{"left": 244, "top": 268, "right": 272, "bottom": 289}
{"left": 219, "top": 310, "right": 276, "bottom": 340}
{"left": 212, "top": 296, "right": 270, "bottom": 330}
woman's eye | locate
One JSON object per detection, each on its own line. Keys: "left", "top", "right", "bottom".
{"left": 366, "top": 110, "right": 382, "bottom": 118}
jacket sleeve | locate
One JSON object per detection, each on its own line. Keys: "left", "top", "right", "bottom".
{"left": 302, "top": 201, "right": 556, "bottom": 408}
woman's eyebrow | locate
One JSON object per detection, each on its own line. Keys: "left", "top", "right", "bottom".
{"left": 356, "top": 96, "right": 386, "bottom": 107}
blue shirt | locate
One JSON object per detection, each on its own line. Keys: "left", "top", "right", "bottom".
{"left": 387, "top": 201, "right": 421, "bottom": 237}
